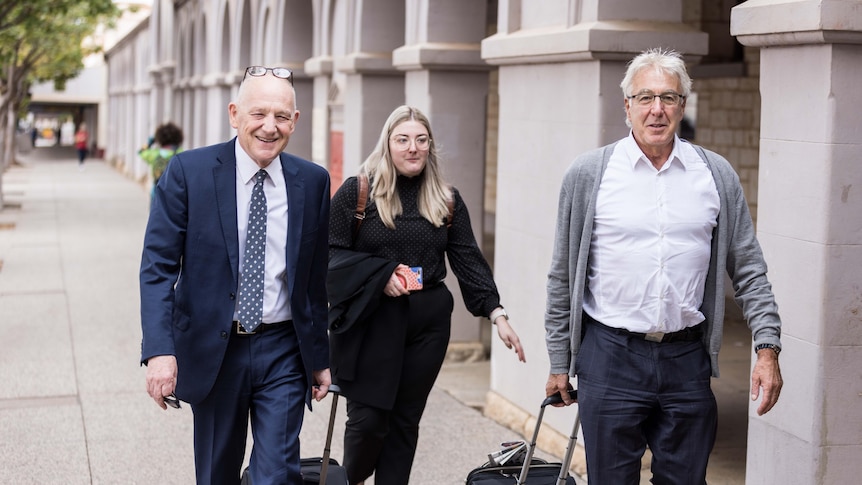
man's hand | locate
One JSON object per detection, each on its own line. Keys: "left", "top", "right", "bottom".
{"left": 545, "top": 373, "right": 575, "bottom": 407}
{"left": 145, "top": 355, "right": 178, "bottom": 410}
{"left": 312, "top": 368, "right": 332, "bottom": 401}
{"left": 751, "top": 349, "right": 782, "bottom": 415}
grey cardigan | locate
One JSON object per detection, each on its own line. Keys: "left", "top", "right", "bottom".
{"left": 545, "top": 140, "right": 782, "bottom": 377}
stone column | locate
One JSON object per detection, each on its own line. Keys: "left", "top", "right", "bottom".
{"left": 159, "top": 62, "right": 176, "bottom": 124}
{"left": 147, "top": 66, "right": 164, "bottom": 134}
{"left": 305, "top": 56, "right": 333, "bottom": 172}
{"left": 335, "top": 0, "right": 406, "bottom": 178}
{"left": 191, "top": 78, "right": 208, "bottom": 148}
{"left": 205, "top": 71, "right": 233, "bottom": 146}
{"left": 481, "top": 0, "right": 707, "bottom": 424}
{"left": 393, "top": 0, "right": 493, "bottom": 361}
{"left": 337, "top": 56, "right": 405, "bottom": 177}
{"left": 732, "top": 1, "right": 862, "bottom": 483}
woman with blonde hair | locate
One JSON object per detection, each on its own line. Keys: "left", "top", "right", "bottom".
{"left": 328, "top": 105, "right": 525, "bottom": 485}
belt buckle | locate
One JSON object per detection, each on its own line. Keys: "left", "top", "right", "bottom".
{"left": 645, "top": 332, "right": 665, "bottom": 343}
{"left": 236, "top": 321, "right": 257, "bottom": 335}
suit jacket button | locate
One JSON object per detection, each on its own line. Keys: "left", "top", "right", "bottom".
{"left": 220, "top": 331, "right": 228, "bottom": 339}
{"left": 230, "top": 293, "right": 236, "bottom": 300}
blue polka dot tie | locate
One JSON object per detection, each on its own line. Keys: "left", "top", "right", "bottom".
{"left": 237, "top": 169, "right": 268, "bottom": 333}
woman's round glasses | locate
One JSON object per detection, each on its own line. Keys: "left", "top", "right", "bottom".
{"left": 243, "top": 66, "right": 294, "bottom": 85}
{"left": 391, "top": 135, "right": 431, "bottom": 151}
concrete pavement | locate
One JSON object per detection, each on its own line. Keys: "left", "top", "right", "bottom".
{"left": 1, "top": 147, "right": 748, "bottom": 484}
{"left": 0, "top": 149, "right": 568, "bottom": 485}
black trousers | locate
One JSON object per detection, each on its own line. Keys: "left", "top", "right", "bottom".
{"left": 342, "top": 285, "right": 453, "bottom": 485}
{"left": 577, "top": 317, "right": 717, "bottom": 485}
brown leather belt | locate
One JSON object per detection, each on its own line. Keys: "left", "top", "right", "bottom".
{"left": 232, "top": 320, "right": 292, "bottom": 336}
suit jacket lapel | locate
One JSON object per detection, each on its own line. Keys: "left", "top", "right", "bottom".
{"left": 215, "top": 140, "right": 240, "bottom": 283}
{"left": 281, "top": 153, "right": 304, "bottom": 293}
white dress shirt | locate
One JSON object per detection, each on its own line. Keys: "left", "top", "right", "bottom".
{"left": 583, "top": 133, "right": 720, "bottom": 334}
{"left": 234, "top": 145, "right": 291, "bottom": 324}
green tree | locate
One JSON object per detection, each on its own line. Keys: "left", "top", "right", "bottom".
{"left": 0, "top": 0, "right": 119, "bottom": 209}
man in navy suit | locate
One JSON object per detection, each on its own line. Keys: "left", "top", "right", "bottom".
{"left": 140, "top": 66, "right": 332, "bottom": 484}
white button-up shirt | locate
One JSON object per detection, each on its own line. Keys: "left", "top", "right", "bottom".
{"left": 235, "top": 145, "right": 291, "bottom": 324}
{"left": 583, "top": 133, "right": 720, "bottom": 334}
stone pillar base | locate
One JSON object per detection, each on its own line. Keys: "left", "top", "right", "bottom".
{"left": 445, "top": 341, "right": 486, "bottom": 363}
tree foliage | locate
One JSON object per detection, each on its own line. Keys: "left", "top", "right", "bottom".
{"left": 0, "top": 0, "right": 120, "bottom": 207}
{"left": 1, "top": 0, "right": 119, "bottom": 98}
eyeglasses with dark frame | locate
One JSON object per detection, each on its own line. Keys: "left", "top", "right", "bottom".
{"left": 243, "top": 66, "right": 294, "bottom": 85}
{"left": 627, "top": 91, "right": 686, "bottom": 107}
{"left": 163, "top": 393, "right": 182, "bottom": 409}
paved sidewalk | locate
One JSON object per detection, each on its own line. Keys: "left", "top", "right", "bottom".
{"left": 1, "top": 148, "right": 747, "bottom": 484}
{"left": 0, "top": 151, "right": 574, "bottom": 484}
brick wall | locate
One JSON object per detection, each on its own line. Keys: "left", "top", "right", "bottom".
{"left": 693, "top": 47, "right": 762, "bottom": 224}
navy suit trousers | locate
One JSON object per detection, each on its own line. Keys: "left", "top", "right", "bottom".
{"left": 191, "top": 322, "right": 306, "bottom": 485}
{"left": 576, "top": 318, "right": 717, "bottom": 485}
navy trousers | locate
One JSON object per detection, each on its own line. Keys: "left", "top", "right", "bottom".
{"left": 576, "top": 318, "right": 717, "bottom": 485}
{"left": 191, "top": 322, "right": 306, "bottom": 485}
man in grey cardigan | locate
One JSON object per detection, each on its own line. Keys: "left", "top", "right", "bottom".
{"left": 544, "top": 48, "right": 783, "bottom": 484}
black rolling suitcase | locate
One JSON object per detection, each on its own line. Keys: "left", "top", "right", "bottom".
{"left": 465, "top": 391, "right": 580, "bottom": 485}
{"left": 241, "top": 385, "right": 348, "bottom": 485}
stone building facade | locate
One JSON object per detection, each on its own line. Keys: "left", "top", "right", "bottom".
{"left": 104, "top": 1, "right": 862, "bottom": 483}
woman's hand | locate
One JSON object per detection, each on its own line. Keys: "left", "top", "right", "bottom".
{"left": 383, "top": 264, "right": 411, "bottom": 298}
{"left": 495, "top": 317, "right": 526, "bottom": 362}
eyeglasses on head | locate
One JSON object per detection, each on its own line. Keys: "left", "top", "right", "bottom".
{"left": 243, "top": 66, "right": 294, "bottom": 85}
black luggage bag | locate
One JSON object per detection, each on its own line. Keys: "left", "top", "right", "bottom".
{"left": 465, "top": 391, "right": 580, "bottom": 485}
{"left": 241, "top": 385, "right": 348, "bottom": 485}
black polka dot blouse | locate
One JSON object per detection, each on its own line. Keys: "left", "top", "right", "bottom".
{"left": 329, "top": 175, "right": 502, "bottom": 318}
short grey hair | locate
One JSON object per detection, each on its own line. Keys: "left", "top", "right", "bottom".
{"left": 620, "top": 47, "right": 692, "bottom": 98}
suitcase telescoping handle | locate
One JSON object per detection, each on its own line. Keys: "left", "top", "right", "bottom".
{"left": 518, "top": 389, "right": 580, "bottom": 485}
{"left": 319, "top": 384, "right": 341, "bottom": 485}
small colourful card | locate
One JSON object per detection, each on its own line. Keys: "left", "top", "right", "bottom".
{"left": 396, "top": 266, "right": 423, "bottom": 291}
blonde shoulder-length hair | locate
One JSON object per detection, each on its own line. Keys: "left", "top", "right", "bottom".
{"left": 357, "top": 105, "right": 451, "bottom": 229}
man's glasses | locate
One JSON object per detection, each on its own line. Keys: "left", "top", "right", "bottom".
{"left": 391, "top": 135, "right": 431, "bottom": 151}
{"left": 243, "top": 66, "right": 294, "bottom": 85}
{"left": 627, "top": 91, "right": 685, "bottom": 107}
{"left": 163, "top": 393, "right": 181, "bottom": 409}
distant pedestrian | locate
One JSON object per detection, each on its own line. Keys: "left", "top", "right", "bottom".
{"left": 74, "top": 123, "right": 89, "bottom": 167}
{"left": 138, "top": 121, "right": 184, "bottom": 201}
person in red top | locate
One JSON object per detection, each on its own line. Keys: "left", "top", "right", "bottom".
{"left": 74, "top": 123, "right": 89, "bottom": 166}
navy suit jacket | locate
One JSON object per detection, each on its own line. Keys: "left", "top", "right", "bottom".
{"left": 140, "top": 138, "right": 331, "bottom": 406}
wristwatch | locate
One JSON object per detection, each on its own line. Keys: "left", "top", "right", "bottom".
{"left": 489, "top": 307, "right": 508, "bottom": 323}
{"left": 755, "top": 343, "right": 781, "bottom": 356}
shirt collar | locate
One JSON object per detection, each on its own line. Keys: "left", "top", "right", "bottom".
{"left": 622, "top": 132, "right": 687, "bottom": 171}
{"left": 234, "top": 142, "right": 281, "bottom": 185}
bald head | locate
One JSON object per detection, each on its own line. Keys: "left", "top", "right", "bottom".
{"left": 229, "top": 74, "right": 300, "bottom": 167}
